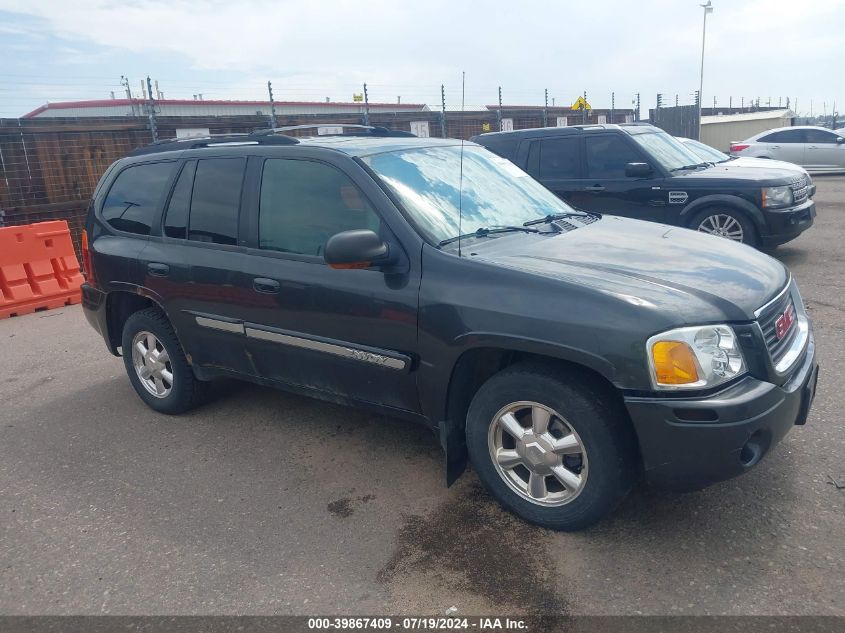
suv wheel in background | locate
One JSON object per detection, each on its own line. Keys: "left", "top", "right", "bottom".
{"left": 689, "top": 207, "right": 757, "bottom": 246}
{"left": 121, "top": 307, "right": 204, "bottom": 414}
{"left": 465, "top": 364, "right": 637, "bottom": 531}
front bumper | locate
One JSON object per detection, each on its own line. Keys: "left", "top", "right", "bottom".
{"left": 624, "top": 333, "right": 818, "bottom": 490}
{"left": 761, "top": 198, "right": 816, "bottom": 247}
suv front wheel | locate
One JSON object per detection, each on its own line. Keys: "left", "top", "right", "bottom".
{"left": 121, "top": 307, "right": 204, "bottom": 414}
{"left": 465, "top": 364, "right": 636, "bottom": 531}
{"left": 689, "top": 207, "right": 757, "bottom": 246}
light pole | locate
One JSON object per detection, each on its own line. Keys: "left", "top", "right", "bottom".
{"left": 698, "top": 0, "right": 714, "bottom": 140}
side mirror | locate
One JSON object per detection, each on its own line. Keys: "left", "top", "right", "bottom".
{"left": 625, "top": 162, "right": 653, "bottom": 178}
{"left": 324, "top": 230, "right": 394, "bottom": 269}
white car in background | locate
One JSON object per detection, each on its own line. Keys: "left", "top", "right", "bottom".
{"left": 679, "top": 137, "right": 816, "bottom": 198}
{"left": 728, "top": 126, "right": 845, "bottom": 174}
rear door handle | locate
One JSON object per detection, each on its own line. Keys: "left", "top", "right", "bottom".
{"left": 253, "top": 278, "right": 280, "bottom": 294}
{"left": 584, "top": 185, "right": 605, "bottom": 192}
{"left": 147, "top": 263, "right": 170, "bottom": 277}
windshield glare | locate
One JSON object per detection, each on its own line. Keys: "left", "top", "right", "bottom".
{"left": 683, "top": 139, "right": 730, "bottom": 163}
{"left": 363, "top": 145, "right": 578, "bottom": 244}
{"left": 631, "top": 131, "right": 707, "bottom": 171}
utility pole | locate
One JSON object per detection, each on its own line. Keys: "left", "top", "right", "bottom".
{"left": 497, "top": 86, "right": 503, "bottom": 131}
{"left": 120, "top": 75, "right": 136, "bottom": 116}
{"left": 636, "top": 93, "right": 640, "bottom": 121}
{"left": 582, "top": 91, "right": 587, "bottom": 124}
{"left": 363, "top": 83, "right": 370, "bottom": 126}
{"left": 611, "top": 92, "right": 615, "bottom": 124}
{"left": 440, "top": 84, "right": 447, "bottom": 138}
{"left": 698, "top": 1, "right": 714, "bottom": 140}
{"left": 146, "top": 76, "right": 158, "bottom": 143}
{"left": 543, "top": 88, "right": 549, "bottom": 127}
{"left": 267, "top": 81, "right": 277, "bottom": 128}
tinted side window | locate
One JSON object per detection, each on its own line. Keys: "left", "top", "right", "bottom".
{"left": 538, "top": 137, "right": 580, "bottom": 179}
{"left": 760, "top": 129, "right": 805, "bottom": 143}
{"left": 585, "top": 135, "right": 643, "bottom": 178}
{"left": 259, "top": 159, "right": 380, "bottom": 257}
{"left": 805, "top": 129, "right": 838, "bottom": 144}
{"left": 189, "top": 158, "right": 245, "bottom": 245}
{"left": 163, "top": 161, "right": 196, "bottom": 239}
{"left": 102, "top": 162, "right": 175, "bottom": 235}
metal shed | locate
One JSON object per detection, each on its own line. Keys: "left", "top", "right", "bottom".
{"left": 700, "top": 109, "right": 796, "bottom": 151}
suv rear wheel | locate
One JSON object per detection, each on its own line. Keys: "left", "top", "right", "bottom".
{"left": 121, "top": 307, "right": 204, "bottom": 414}
{"left": 465, "top": 364, "right": 636, "bottom": 531}
{"left": 690, "top": 207, "right": 757, "bottom": 246}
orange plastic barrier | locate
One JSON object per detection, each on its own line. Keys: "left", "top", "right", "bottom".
{"left": 0, "top": 220, "right": 84, "bottom": 319}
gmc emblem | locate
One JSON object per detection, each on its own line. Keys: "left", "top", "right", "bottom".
{"left": 775, "top": 305, "right": 795, "bottom": 340}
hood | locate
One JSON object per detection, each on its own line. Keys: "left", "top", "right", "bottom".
{"left": 730, "top": 156, "right": 809, "bottom": 176}
{"left": 671, "top": 161, "right": 801, "bottom": 184}
{"left": 470, "top": 215, "right": 788, "bottom": 323}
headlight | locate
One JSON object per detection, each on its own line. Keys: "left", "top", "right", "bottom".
{"left": 762, "top": 185, "right": 794, "bottom": 208}
{"left": 647, "top": 325, "right": 746, "bottom": 390}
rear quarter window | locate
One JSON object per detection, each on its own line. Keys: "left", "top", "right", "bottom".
{"left": 101, "top": 161, "right": 176, "bottom": 235}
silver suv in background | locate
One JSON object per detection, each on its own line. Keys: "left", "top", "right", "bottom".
{"left": 730, "top": 126, "right": 845, "bottom": 174}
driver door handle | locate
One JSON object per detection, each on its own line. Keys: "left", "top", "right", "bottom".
{"left": 253, "top": 278, "right": 280, "bottom": 294}
{"left": 584, "top": 185, "right": 605, "bottom": 192}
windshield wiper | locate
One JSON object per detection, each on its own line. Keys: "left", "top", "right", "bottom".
{"left": 438, "top": 225, "right": 540, "bottom": 247}
{"left": 523, "top": 211, "right": 599, "bottom": 227}
{"left": 670, "top": 162, "right": 711, "bottom": 172}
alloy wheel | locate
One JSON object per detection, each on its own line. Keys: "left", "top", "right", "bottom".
{"left": 487, "top": 401, "right": 588, "bottom": 506}
{"left": 697, "top": 213, "right": 745, "bottom": 242}
{"left": 131, "top": 330, "right": 174, "bottom": 398}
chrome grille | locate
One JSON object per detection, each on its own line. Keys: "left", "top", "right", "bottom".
{"left": 790, "top": 175, "right": 809, "bottom": 204}
{"left": 757, "top": 288, "right": 798, "bottom": 365}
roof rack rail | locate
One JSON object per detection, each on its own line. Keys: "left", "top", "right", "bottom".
{"left": 128, "top": 133, "right": 299, "bottom": 156}
{"left": 250, "top": 124, "right": 416, "bottom": 138}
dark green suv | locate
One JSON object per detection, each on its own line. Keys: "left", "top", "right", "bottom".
{"left": 81, "top": 127, "right": 819, "bottom": 530}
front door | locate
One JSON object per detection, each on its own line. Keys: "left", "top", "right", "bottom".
{"left": 804, "top": 128, "right": 845, "bottom": 170}
{"left": 240, "top": 156, "right": 421, "bottom": 413}
{"left": 566, "top": 134, "right": 668, "bottom": 222}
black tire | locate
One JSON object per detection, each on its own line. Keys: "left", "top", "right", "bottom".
{"left": 688, "top": 207, "right": 758, "bottom": 247}
{"left": 121, "top": 307, "right": 204, "bottom": 414}
{"left": 466, "top": 363, "right": 637, "bottom": 531}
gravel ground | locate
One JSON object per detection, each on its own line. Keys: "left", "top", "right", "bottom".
{"left": 1, "top": 177, "right": 844, "bottom": 616}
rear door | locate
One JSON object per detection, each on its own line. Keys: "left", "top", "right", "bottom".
{"left": 524, "top": 136, "right": 584, "bottom": 206}
{"left": 756, "top": 129, "right": 806, "bottom": 165}
{"left": 139, "top": 155, "right": 259, "bottom": 375}
{"left": 804, "top": 128, "right": 845, "bottom": 169}
{"left": 238, "top": 154, "right": 421, "bottom": 412}
{"left": 567, "top": 133, "right": 668, "bottom": 222}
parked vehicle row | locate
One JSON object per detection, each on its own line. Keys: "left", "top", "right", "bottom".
{"left": 730, "top": 125, "right": 845, "bottom": 174}
{"left": 472, "top": 123, "right": 816, "bottom": 247}
{"left": 82, "top": 125, "right": 818, "bottom": 530}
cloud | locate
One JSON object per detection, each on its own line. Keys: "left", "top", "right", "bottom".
{"left": 0, "top": 0, "right": 842, "bottom": 115}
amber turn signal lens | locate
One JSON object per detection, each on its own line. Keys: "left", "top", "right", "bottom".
{"left": 652, "top": 341, "right": 700, "bottom": 385}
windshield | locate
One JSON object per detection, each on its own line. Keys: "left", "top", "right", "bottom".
{"left": 362, "top": 145, "right": 580, "bottom": 244}
{"left": 682, "top": 138, "right": 730, "bottom": 163}
{"left": 630, "top": 131, "right": 708, "bottom": 171}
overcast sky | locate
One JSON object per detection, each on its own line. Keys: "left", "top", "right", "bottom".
{"left": 1, "top": 0, "right": 842, "bottom": 118}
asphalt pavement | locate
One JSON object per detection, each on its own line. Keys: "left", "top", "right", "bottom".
{"left": 2, "top": 178, "right": 844, "bottom": 616}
